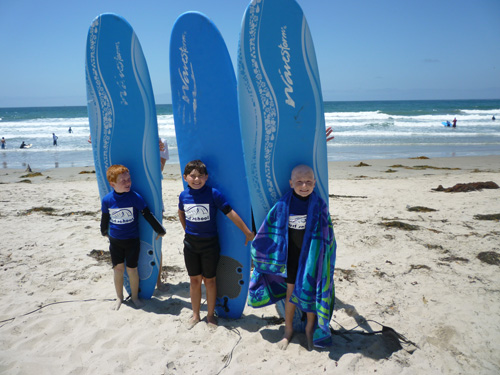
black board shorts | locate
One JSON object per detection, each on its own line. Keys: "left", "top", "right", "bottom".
{"left": 109, "top": 237, "right": 140, "bottom": 268}
{"left": 183, "top": 233, "right": 220, "bottom": 278}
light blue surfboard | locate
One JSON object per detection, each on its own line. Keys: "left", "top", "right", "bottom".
{"left": 238, "top": 0, "right": 329, "bottom": 229}
{"left": 170, "top": 12, "right": 252, "bottom": 319}
{"left": 85, "top": 13, "right": 163, "bottom": 300}
{"left": 238, "top": 0, "right": 329, "bottom": 331}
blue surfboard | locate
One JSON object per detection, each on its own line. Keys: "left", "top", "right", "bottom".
{"left": 85, "top": 13, "right": 163, "bottom": 300}
{"left": 238, "top": 0, "right": 329, "bottom": 229}
{"left": 238, "top": 0, "right": 329, "bottom": 331}
{"left": 170, "top": 12, "right": 252, "bottom": 319}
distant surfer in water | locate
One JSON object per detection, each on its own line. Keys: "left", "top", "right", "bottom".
{"left": 52, "top": 133, "right": 58, "bottom": 146}
{"left": 1, "top": 137, "right": 5, "bottom": 149}
{"left": 452, "top": 117, "right": 457, "bottom": 128}
{"left": 100, "top": 164, "right": 166, "bottom": 310}
{"left": 20, "top": 141, "right": 27, "bottom": 149}
{"left": 248, "top": 165, "right": 336, "bottom": 351}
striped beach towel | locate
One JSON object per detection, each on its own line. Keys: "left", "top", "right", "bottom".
{"left": 248, "top": 189, "right": 337, "bottom": 347}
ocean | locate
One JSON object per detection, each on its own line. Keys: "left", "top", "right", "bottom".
{"left": 1, "top": 99, "right": 499, "bottom": 171}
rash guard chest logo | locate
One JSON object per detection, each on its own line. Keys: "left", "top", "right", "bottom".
{"left": 185, "top": 204, "right": 210, "bottom": 222}
{"left": 109, "top": 207, "right": 134, "bottom": 224}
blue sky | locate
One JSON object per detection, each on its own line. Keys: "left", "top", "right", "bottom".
{"left": 1, "top": 0, "right": 499, "bottom": 107}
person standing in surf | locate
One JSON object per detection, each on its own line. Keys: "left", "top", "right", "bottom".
{"left": 100, "top": 164, "right": 166, "bottom": 310}
{"left": 248, "top": 165, "right": 336, "bottom": 351}
{"left": 52, "top": 133, "right": 58, "bottom": 146}
{"left": 178, "top": 160, "right": 254, "bottom": 328}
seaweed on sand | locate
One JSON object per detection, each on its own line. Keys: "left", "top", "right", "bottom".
{"left": 477, "top": 252, "right": 500, "bottom": 266}
{"left": 380, "top": 221, "right": 419, "bottom": 231}
{"left": 432, "top": 181, "right": 499, "bottom": 192}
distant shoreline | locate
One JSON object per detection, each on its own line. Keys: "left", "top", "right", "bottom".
{"left": 2, "top": 155, "right": 499, "bottom": 183}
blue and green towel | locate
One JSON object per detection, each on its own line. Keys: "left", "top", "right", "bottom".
{"left": 248, "top": 189, "right": 337, "bottom": 347}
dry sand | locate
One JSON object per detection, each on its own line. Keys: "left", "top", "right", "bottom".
{"left": 0, "top": 155, "right": 499, "bottom": 374}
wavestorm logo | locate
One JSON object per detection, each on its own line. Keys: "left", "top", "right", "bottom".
{"left": 278, "top": 26, "right": 295, "bottom": 108}
{"left": 114, "top": 42, "right": 128, "bottom": 105}
{"left": 179, "top": 32, "right": 191, "bottom": 104}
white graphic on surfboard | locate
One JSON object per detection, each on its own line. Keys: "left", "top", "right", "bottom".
{"left": 178, "top": 32, "right": 198, "bottom": 124}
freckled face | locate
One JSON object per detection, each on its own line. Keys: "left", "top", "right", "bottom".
{"left": 111, "top": 172, "right": 131, "bottom": 193}
{"left": 184, "top": 170, "right": 208, "bottom": 190}
{"left": 290, "top": 169, "right": 316, "bottom": 197}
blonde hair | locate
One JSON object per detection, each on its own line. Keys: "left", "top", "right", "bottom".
{"left": 106, "top": 164, "right": 129, "bottom": 183}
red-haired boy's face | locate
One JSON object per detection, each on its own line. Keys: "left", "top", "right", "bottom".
{"left": 110, "top": 172, "right": 131, "bottom": 193}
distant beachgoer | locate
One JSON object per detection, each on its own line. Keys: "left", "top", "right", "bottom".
{"left": 159, "top": 138, "right": 169, "bottom": 172}
{"left": 1, "top": 137, "right": 5, "bottom": 149}
{"left": 68, "top": 127, "right": 73, "bottom": 133}
{"left": 325, "top": 127, "right": 334, "bottom": 142}
{"left": 52, "top": 133, "right": 58, "bottom": 146}
{"left": 88, "top": 135, "right": 92, "bottom": 144}
{"left": 20, "top": 141, "right": 26, "bottom": 149}
{"left": 452, "top": 118, "right": 457, "bottom": 128}
{"left": 493, "top": 116, "right": 496, "bottom": 121}
{"left": 446, "top": 121, "right": 451, "bottom": 127}
{"left": 157, "top": 137, "right": 170, "bottom": 291}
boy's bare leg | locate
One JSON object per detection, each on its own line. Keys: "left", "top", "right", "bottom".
{"left": 204, "top": 276, "right": 218, "bottom": 326}
{"left": 305, "top": 312, "right": 316, "bottom": 351}
{"left": 188, "top": 275, "right": 203, "bottom": 329}
{"left": 127, "top": 267, "right": 145, "bottom": 308}
{"left": 277, "top": 284, "right": 296, "bottom": 350}
{"left": 156, "top": 253, "right": 168, "bottom": 291}
{"left": 112, "top": 264, "right": 125, "bottom": 311}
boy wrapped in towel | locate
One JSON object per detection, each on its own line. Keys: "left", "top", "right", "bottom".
{"left": 248, "top": 165, "right": 336, "bottom": 350}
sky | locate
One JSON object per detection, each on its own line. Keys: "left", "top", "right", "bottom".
{"left": 1, "top": 0, "right": 499, "bottom": 108}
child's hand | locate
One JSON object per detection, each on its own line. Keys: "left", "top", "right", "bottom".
{"left": 156, "top": 233, "right": 165, "bottom": 241}
{"left": 244, "top": 231, "right": 255, "bottom": 246}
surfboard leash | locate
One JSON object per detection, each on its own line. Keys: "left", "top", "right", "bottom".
{"left": 215, "top": 328, "right": 242, "bottom": 375}
{"left": 0, "top": 298, "right": 115, "bottom": 327}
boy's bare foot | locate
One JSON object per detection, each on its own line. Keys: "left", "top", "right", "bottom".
{"left": 156, "top": 282, "right": 169, "bottom": 292}
{"left": 131, "top": 298, "right": 145, "bottom": 309}
{"left": 277, "top": 337, "right": 290, "bottom": 350}
{"left": 306, "top": 334, "right": 314, "bottom": 351}
{"left": 187, "top": 316, "right": 200, "bottom": 330}
{"left": 207, "top": 315, "right": 218, "bottom": 328}
{"left": 305, "top": 325, "right": 314, "bottom": 351}
{"left": 111, "top": 298, "right": 123, "bottom": 311}
{"left": 277, "top": 330, "right": 293, "bottom": 350}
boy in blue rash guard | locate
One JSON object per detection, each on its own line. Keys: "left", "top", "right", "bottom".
{"left": 100, "top": 164, "right": 166, "bottom": 311}
{"left": 178, "top": 160, "right": 254, "bottom": 328}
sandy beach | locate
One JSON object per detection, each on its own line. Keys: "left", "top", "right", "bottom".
{"left": 0, "top": 155, "right": 499, "bottom": 374}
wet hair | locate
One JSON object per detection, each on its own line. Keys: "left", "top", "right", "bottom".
{"left": 106, "top": 164, "right": 129, "bottom": 183}
{"left": 183, "top": 160, "right": 208, "bottom": 176}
